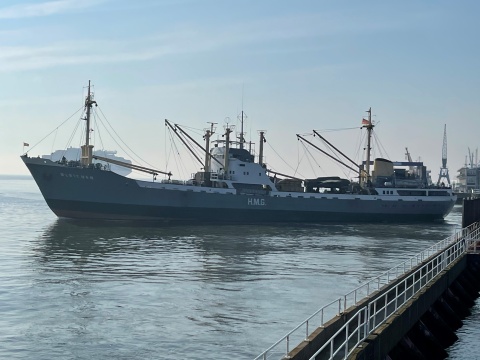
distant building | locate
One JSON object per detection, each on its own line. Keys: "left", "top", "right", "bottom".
{"left": 456, "top": 166, "right": 480, "bottom": 194}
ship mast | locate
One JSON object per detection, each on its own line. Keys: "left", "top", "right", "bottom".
{"left": 85, "top": 81, "right": 92, "bottom": 148}
{"left": 204, "top": 122, "right": 216, "bottom": 173}
{"left": 239, "top": 85, "right": 246, "bottom": 150}
{"left": 224, "top": 126, "right": 232, "bottom": 176}
{"left": 363, "top": 107, "right": 374, "bottom": 186}
{"left": 81, "top": 80, "right": 97, "bottom": 166}
{"left": 239, "top": 111, "right": 245, "bottom": 150}
{"left": 258, "top": 131, "right": 265, "bottom": 166}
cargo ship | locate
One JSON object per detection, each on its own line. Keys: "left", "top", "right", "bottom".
{"left": 21, "top": 81, "right": 456, "bottom": 223}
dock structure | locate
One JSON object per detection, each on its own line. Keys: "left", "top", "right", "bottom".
{"left": 255, "top": 201, "right": 480, "bottom": 360}
{"left": 463, "top": 197, "right": 480, "bottom": 228}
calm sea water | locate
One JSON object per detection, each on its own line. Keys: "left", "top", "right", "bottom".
{"left": 0, "top": 175, "right": 478, "bottom": 359}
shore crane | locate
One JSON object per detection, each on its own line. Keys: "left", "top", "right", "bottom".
{"left": 437, "top": 124, "right": 450, "bottom": 186}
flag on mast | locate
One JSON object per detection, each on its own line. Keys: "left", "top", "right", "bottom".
{"left": 23, "top": 142, "right": 29, "bottom": 147}
{"left": 361, "top": 118, "right": 370, "bottom": 126}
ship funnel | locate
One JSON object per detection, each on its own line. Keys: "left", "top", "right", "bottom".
{"left": 374, "top": 158, "right": 394, "bottom": 177}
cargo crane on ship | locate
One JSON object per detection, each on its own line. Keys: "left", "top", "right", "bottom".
{"left": 405, "top": 147, "right": 415, "bottom": 176}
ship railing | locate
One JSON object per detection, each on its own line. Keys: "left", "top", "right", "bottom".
{"left": 254, "top": 221, "right": 480, "bottom": 360}
{"left": 308, "top": 226, "right": 480, "bottom": 360}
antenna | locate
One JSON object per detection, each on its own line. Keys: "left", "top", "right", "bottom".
{"left": 237, "top": 111, "right": 247, "bottom": 149}
{"left": 236, "top": 84, "right": 247, "bottom": 149}
{"left": 223, "top": 116, "right": 231, "bottom": 128}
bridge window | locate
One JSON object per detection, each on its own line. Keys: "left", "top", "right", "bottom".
{"left": 428, "top": 190, "right": 450, "bottom": 196}
{"left": 397, "top": 190, "right": 426, "bottom": 196}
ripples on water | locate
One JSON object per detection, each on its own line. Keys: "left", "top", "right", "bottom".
{"left": 0, "top": 176, "right": 476, "bottom": 359}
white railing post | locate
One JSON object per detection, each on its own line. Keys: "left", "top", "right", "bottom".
{"left": 366, "top": 302, "right": 371, "bottom": 334}
{"left": 345, "top": 322, "right": 350, "bottom": 355}
{"left": 395, "top": 285, "right": 398, "bottom": 310}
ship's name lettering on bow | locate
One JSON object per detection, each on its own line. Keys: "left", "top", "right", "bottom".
{"left": 60, "top": 173, "right": 94, "bottom": 180}
{"left": 248, "top": 198, "right": 266, "bottom": 206}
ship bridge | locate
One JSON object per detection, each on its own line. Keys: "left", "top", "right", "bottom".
{"left": 209, "top": 146, "right": 277, "bottom": 191}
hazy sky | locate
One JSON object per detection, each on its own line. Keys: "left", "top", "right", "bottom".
{"left": 1, "top": 0, "right": 479, "bottom": 182}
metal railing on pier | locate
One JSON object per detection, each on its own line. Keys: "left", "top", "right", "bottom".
{"left": 254, "top": 222, "right": 480, "bottom": 360}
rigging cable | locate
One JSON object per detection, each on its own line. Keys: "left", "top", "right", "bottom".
{"left": 166, "top": 127, "right": 182, "bottom": 178}
{"left": 299, "top": 141, "right": 319, "bottom": 178}
{"left": 50, "top": 129, "right": 58, "bottom": 156}
{"left": 164, "top": 122, "right": 169, "bottom": 175}
{"left": 166, "top": 126, "right": 189, "bottom": 179}
{"left": 24, "top": 105, "right": 84, "bottom": 154}
{"left": 314, "top": 134, "right": 352, "bottom": 179}
{"left": 352, "top": 128, "right": 365, "bottom": 169}
{"left": 95, "top": 106, "right": 158, "bottom": 170}
{"left": 176, "top": 130, "right": 204, "bottom": 168}
{"left": 299, "top": 132, "right": 353, "bottom": 179}
{"left": 372, "top": 131, "right": 390, "bottom": 160}
{"left": 300, "top": 137, "right": 350, "bottom": 178}
{"left": 294, "top": 138, "right": 307, "bottom": 177}
{"left": 176, "top": 124, "right": 205, "bottom": 137}
{"left": 311, "top": 126, "right": 360, "bottom": 133}
{"left": 64, "top": 110, "right": 86, "bottom": 159}
{"left": 92, "top": 110, "right": 105, "bottom": 151}
{"left": 265, "top": 141, "right": 306, "bottom": 179}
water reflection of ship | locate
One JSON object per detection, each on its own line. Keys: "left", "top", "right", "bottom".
{"left": 35, "top": 220, "right": 398, "bottom": 283}
{"left": 38, "top": 219, "right": 194, "bottom": 251}
{"left": 38, "top": 219, "right": 284, "bottom": 250}
{"left": 35, "top": 220, "right": 282, "bottom": 281}
{"left": 42, "top": 147, "right": 132, "bottom": 176}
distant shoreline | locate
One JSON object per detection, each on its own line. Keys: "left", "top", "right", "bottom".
{"left": 0, "top": 174, "right": 32, "bottom": 180}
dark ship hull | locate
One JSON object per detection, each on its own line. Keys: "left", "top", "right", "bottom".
{"left": 23, "top": 156, "right": 456, "bottom": 224}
